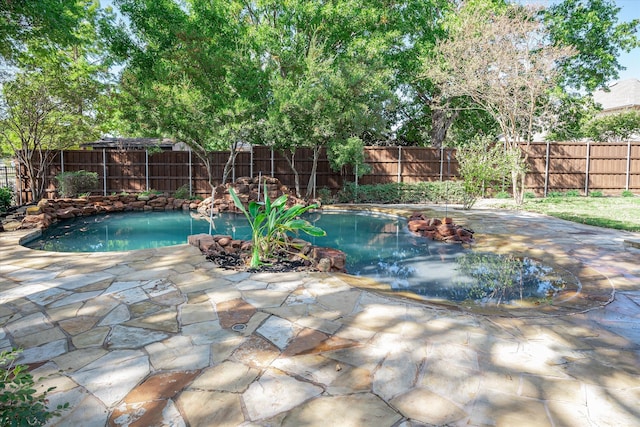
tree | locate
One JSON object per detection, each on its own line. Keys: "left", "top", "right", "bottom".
{"left": 252, "top": 0, "right": 394, "bottom": 198}
{"left": 0, "top": 1, "right": 110, "bottom": 201}
{"left": 107, "top": 0, "right": 268, "bottom": 192}
{"left": 583, "top": 111, "right": 640, "bottom": 142}
{"left": 0, "top": 0, "right": 87, "bottom": 64}
{"left": 423, "top": 3, "right": 573, "bottom": 205}
{"left": 543, "top": 90, "right": 598, "bottom": 141}
{"left": 543, "top": 0, "right": 640, "bottom": 92}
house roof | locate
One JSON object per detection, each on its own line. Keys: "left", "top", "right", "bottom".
{"left": 593, "top": 78, "right": 640, "bottom": 112}
{"left": 81, "top": 137, "right": 177, "bottom": 150}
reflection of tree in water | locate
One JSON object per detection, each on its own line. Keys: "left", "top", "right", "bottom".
{"left": 455, "top": 253, "right": 568, "bottom": 305}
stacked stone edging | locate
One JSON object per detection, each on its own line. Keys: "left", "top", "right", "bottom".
{"left": 14, "top": 177, "right": 310, "bottom": 231}
{"left": 19, "top": 194, "right": 203, "bottom": 230}
{"left": 197, "top": 176, "right": 312, "bottom": 217}
{"left": 188, "top": 233, "right": 347, "bottom": 273}
{"left": 407, "top": 212, "right": 474, "bottom": 244}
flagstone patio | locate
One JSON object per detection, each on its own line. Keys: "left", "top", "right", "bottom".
{"left": 1, "top": 205, "right": 639, "bottom": 426}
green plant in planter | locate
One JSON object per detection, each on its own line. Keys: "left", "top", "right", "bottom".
{"left": 229, "top": 184, "right": 326, "bottom": 268}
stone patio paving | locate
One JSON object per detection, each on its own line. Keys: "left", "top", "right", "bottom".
{"left": 1, "top": 205, "right": 639, "bottom": 426}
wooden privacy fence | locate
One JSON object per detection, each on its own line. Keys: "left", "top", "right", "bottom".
{"left": 15, "top": 142, "right": 640, "bottom": 203}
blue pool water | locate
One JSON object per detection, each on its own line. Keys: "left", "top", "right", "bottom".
{"left": 23, "top": 210, "right": 579, "bottom": 303}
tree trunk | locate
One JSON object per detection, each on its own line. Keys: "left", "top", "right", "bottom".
{"left": 305, "top": 146, "right": 320, "bottom": 199}
{"left": 222, "top": 142, "right": 240, "bottom": 185}
{"left": 282, "top": 150, "right": 301, "bottom": 198}
{"left": 430, "top": 107, "right": 459, "bottom": 148}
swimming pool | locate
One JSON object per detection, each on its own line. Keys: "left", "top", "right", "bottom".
{"left": 23, "top": 210, "right": 579, "bottom": 304}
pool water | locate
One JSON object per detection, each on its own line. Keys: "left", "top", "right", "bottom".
{"left": 24, "top": 210, "right": 580, "bottom": 304}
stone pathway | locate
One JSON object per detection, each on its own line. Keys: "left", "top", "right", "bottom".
{"left": 1, "top": 206, "right": 639, "bottom": 426}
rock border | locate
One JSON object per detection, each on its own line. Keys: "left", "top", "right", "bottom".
{"left": 407, "top": 212, "right": 474, "bottom": 244}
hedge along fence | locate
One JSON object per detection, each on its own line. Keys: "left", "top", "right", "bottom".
{"left": 14, "top": 142, "right": 640, "bottom": 204}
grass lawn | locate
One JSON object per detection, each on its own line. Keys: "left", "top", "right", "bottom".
{"left": 520, "top": 196, "right": 640, "bottom": 232}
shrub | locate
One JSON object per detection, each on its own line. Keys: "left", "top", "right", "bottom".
{"left": 173, "top": 184, "right": 191, "bottom": 200}
{"left": 547, "top": 191, "right": 564, "bottom": 198}
{"left": 621, "top": 190, "right": 635, "bottom": 197}
{"left": 55, "top": 171, "right": 99, "bottom": 198}
{"left": 229, "top": 183, "right": 326, "bottom": 268}
{"left": 335, "top": 181, "right": 466, "bottom": 204}
{"left": 589, "top": 190, "right": 604, "bottom": 197}
{"left": 0, "top": 186, "right": 13, "bottom": 212}
{"left": 0, "top": 349, "right": 69, "bottom": 426}
{"left": 316, "top": 187, "right": 334, "bottom": 204}
{"left": 495, "top": 191, "right": 511, "bottom": 199}
{"left": 524, "top": 192, "right": 536, "bottom": 199}
{"left": 565, "top": 190, "right": 580, "bottom": 197}
{"left": 456, "top": 136, "right": 512, "bottom": 209}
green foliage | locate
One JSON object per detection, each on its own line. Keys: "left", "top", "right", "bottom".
{"left": 316, "top": 187, "right": 334, "bottom": 204}
{"left": 495, "top": 191, "right": 511, "bottom": 199}
{"left": 583, "top": 111, "right": 640, "bottom": 142}
{"left": 173, "top": 185, "right": 191, "bottom": 200}
{"left": 0, "top": 187, "right": 14, "bottom": 212}
{"left": 565, "top": 189, "right": 581, "bottom": 197}
{"left": 0, "top": 1, "right": 88, "bottom": 63}
{"left": 589, "top": 190, "right": 604, "bottom": 197}
{"left": 543, "top": 0, "right": 640, "bottom": 92}
{"left": 456, "top": 136, "right": 511, "bottom": 209}
{"left": 621, "top": 190, "right": 634, "bottom": 197}
{"left": 524, "top": 192, "right": 537, "bottom": 199}
{"left": 328, "top": 137, "right": 371, "bottom": 178}
{"left": 0, "top": 349, "right": 69, "bottom": 426}
{"left": 146, "top": 145, "right": 164, "bottom": 156}
{"left": 544, "top": 90, "right": 599, "bottom": 141}
{"left": 548, "top": 191, "right": 564, "bottom": 198}
{"left": 0, "top": 2, "right": 110, "bottom": 201}
{"left": 335, "top": 181, "right": 466, "bottom": 204}
{"left": 55, "top": 171, "right": 99, "bottom": 198}
{"left": 229, "top": 184, "right": 326, "bottom": 268}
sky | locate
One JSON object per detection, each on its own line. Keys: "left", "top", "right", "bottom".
{"left": 102, "top": 0, "right": 640, "bottom": 84}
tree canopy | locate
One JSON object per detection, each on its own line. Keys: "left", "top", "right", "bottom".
{"left": 1, "top": 0, "right": 638, "bottom": 201}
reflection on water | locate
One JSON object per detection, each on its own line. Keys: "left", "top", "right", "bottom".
{"left": 23, "top": 210, "right": 579, "bottom": 305}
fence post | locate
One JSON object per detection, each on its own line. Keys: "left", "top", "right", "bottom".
{"left": 270, "top": 148, "right": 274, "bottom": 177}
{"left": 584, "top": 142, "right": 591, "bottom": 195}
{"left": 250, "top": 145, "right": 254, "bottom": 178}
{"left": 103, "top": 149, "right": 107, "bottom": 196}
{"left": 17, "top": 163, "right": 23, "bottom": 205}
{"left": 60, "top": 150, "right": 65, "bottom": 173}
{"left": 145, "top": 149, "right": 150, "bottom": 191}
{"left": 232, "top": 151, "right": 236, "bottom": 183}
{"left": 439, "top": 146, "right": 444, "bottom": 181}
{"left": 626, "top": 141, "right": 632, "bottom": 191}
{"left": 188, "top": 149, "right": 193, "bottom": 197}
{"left": 397, "top": 146, "right": 402, "bottom": 183}
{"left": 544, "top": 141, "right": 550, "bottom": 197}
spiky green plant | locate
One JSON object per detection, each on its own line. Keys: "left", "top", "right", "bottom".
{"left": 229, "top": 183, "right": 326, "bottom": 268}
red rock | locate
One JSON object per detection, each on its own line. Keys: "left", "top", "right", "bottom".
{"left": 128, "top": 200, "right": 146, "bottom": 209}
{"left": 312, "top": 247, "right": 347, "bottom": 272}
{"left": 442, "top": 217, "right": 453, "bottom": 224}
{"left": 437, "top": 224, "right": 455, "bottom": 237}
{"left": 82, "top": 206, "right": 98, "bottom": 215}
{"left": 408, "top": 220, "right": 429, "bottom": 232}
{"left": 216, "top": 236, "right": 231, "bottom": 247}
{"left": 55, "top": 207, "right": 80, "bottom": 219}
